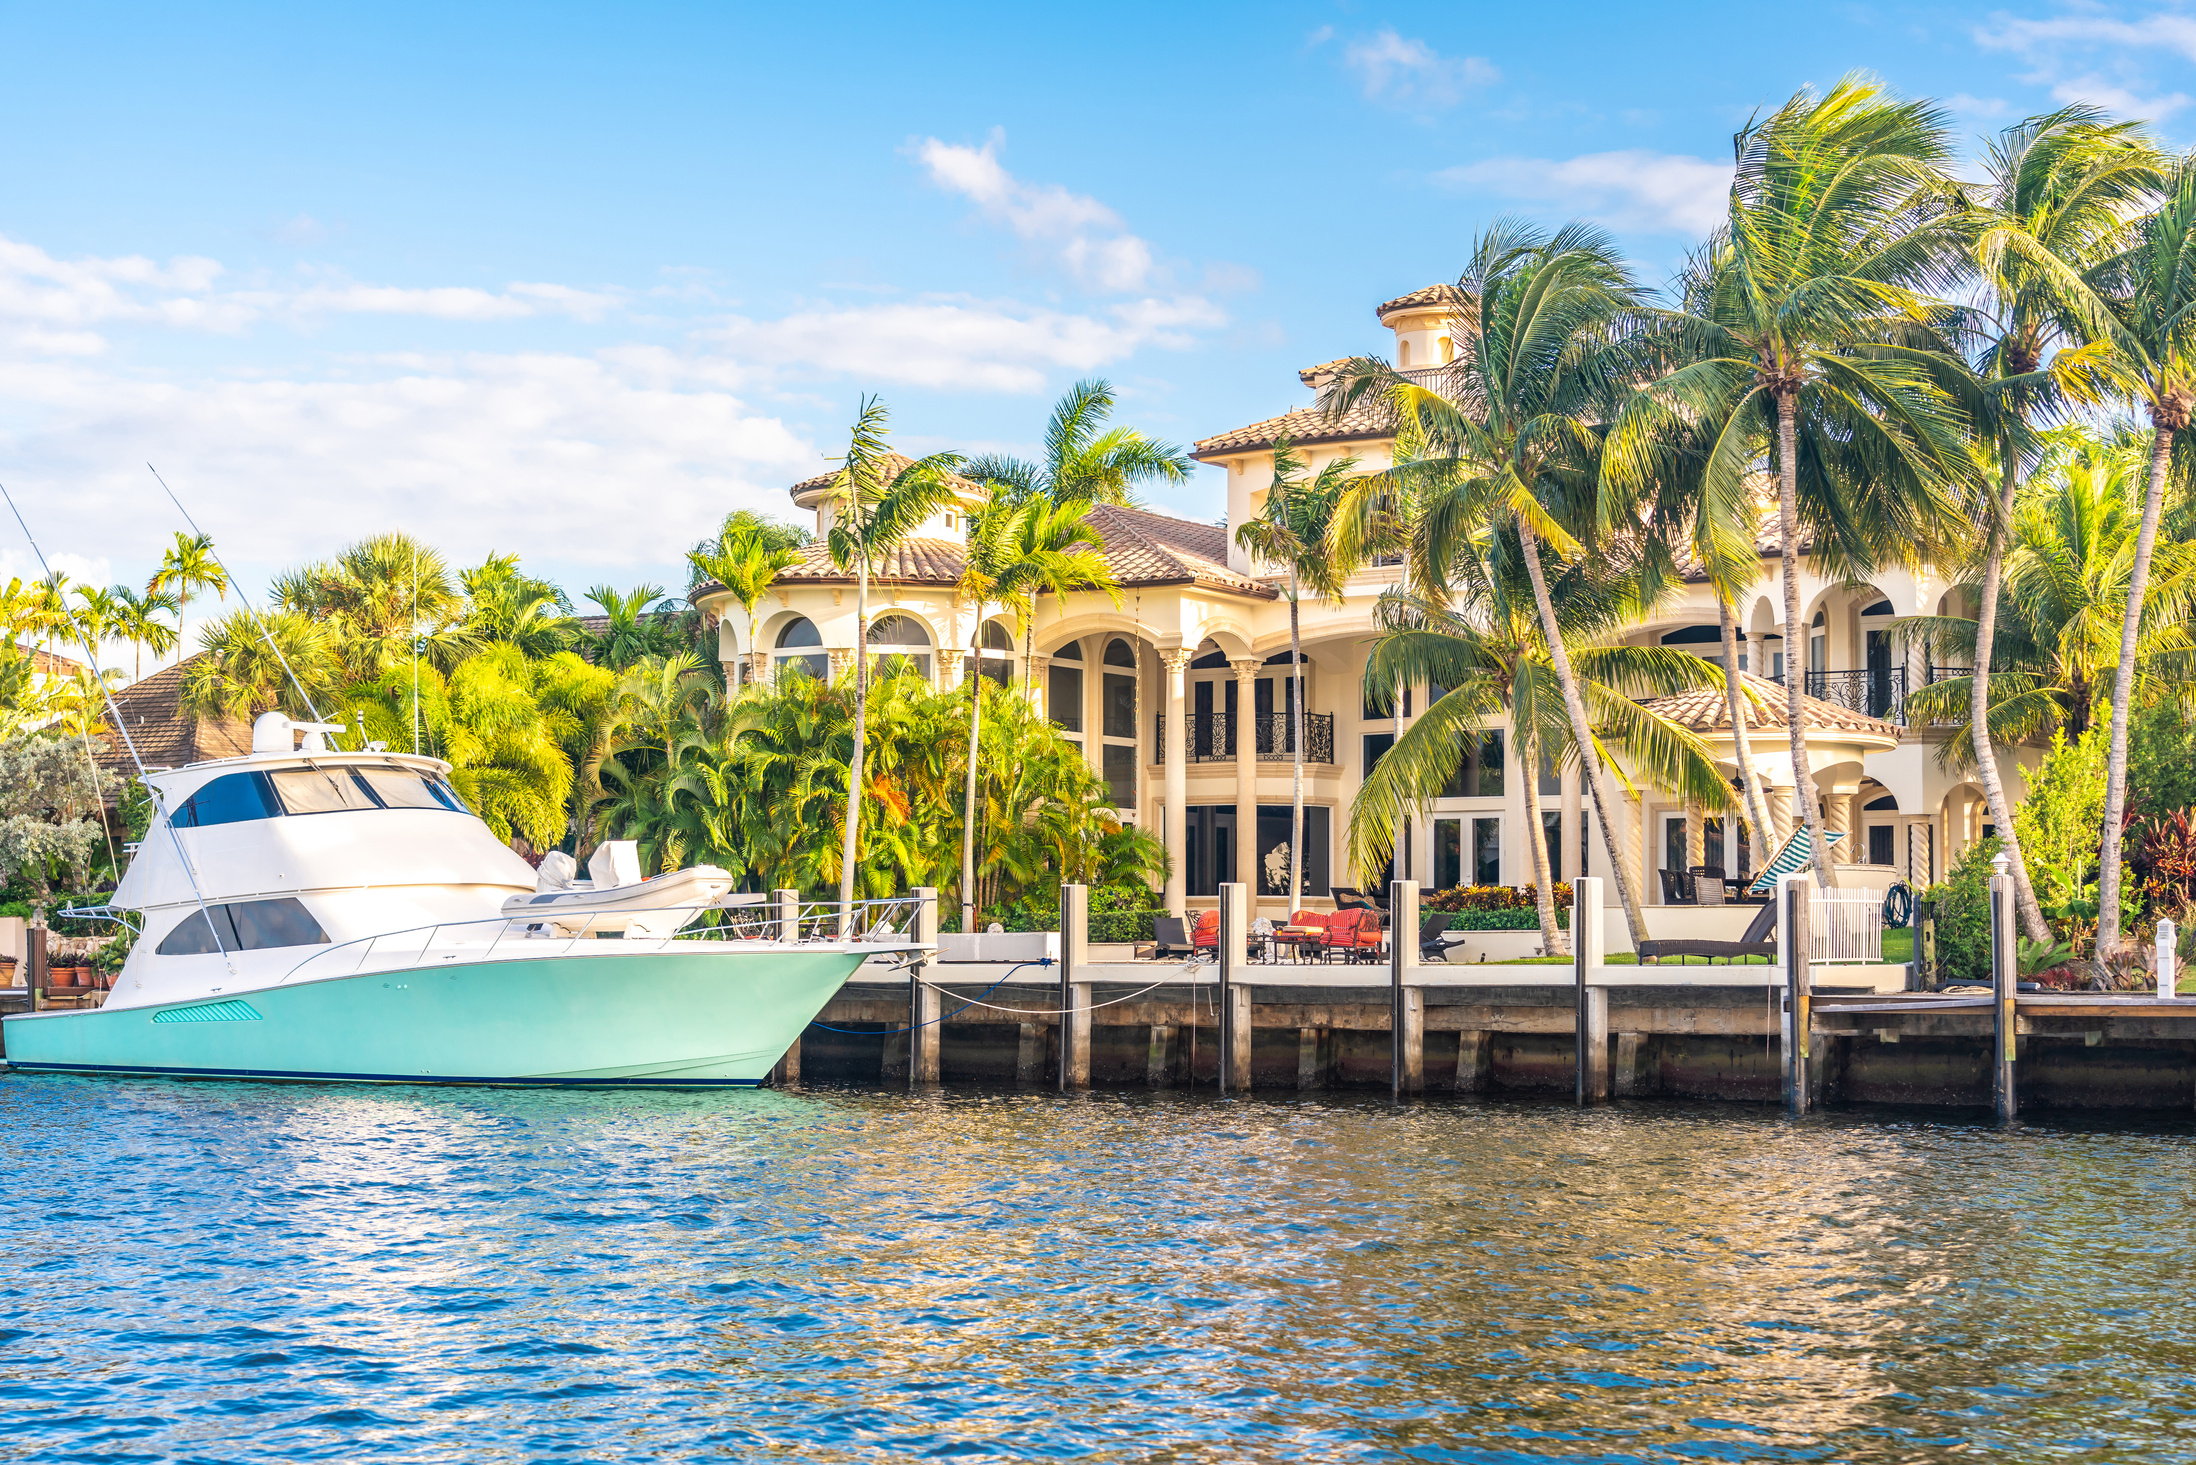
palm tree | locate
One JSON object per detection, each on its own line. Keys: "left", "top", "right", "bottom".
{"left": 107, "top": 585, "right": 179, "bottom": 681}
{"left": 2087, "top": 160, "right": 2196, "bottom": 955}
{"left": 688, "top": 519, "right": 805, "bottom": 685}
{"left": 1352, "top": 533, "right": 1735, "bottom": 954}
{"left": 820, "top": 397, "right": 964, "bottom": 924}
{"left": 149, "top": 531, "right": 230, "bottom": 656}
{"left": 963, "top": 378, "right": 1193, "bottom": 509}
{"left": 583, "top": 585, "right": 677, "bottom": 671}
{"left": 275, "top": 533, "right": 472, "bottom": 683}
{"left": 1235, "top": 437, "right": 1357, "bottom": 911}
{"left": 182, "top": 609, "right": 343, "bottom": 720}
{"left": 1905, "top": 428, "right": 2196, "bottom": 754}
{"left": 1959, "top": 105, "right": 2165, "bottom": 942}
{"left": 1610, "top": 76, "right": 1974, "bottom": 887}
{"left": 464, "top": 554, "right": 580, "bottom": 660}
{"left": 1327, "top": 220, "right": 1673, "bottom": 944}
{"left": 954, "top": 489, "right": 1117, "bottom": 929}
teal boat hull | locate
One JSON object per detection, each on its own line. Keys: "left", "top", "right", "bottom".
{"left": 0, "top": 947, "right": 870, "bottom": 1087}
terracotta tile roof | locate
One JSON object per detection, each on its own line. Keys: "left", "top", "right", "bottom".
{"left": 16, "top": 643, "right": 85, "bottom": 678}
{"left": 1375, "top": 283, "right": 1467, "bottom": 318}
{"left": 1297, "top": 358, "right": 1355, "bottom": 387}
{"left": 787, "top": 452, "right": 984, "bottom": 504}
{"left": 722, "top": 506, "right": 1276, "bottom": 600}
{"left": 1191, "top": 392, "right": 1400, "bottom": 459}
{"left": 1638, "top": 671, "right": 1900, "bottom": 742}
{"left": 92, "top": 654, "right": 254, "bottom": 776}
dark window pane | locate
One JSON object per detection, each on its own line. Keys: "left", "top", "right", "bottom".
{"left": 1363, "top": 733, "right": 1394, "bottom": 775}
{"left": 1868, "top": 825, "right": 1896, "bottom": 866}
{"left": 171, "top": 772, "right": 279, "bottom": 828}
{"left": 1704, "top": 817, "right": 1725, "bottom": 870}
{"left": 1472, "top": 817, "right": 1502, "bottom": 885}
{"left": 1252, "top": 805, "right": 1330, "bottom": 898}
{"left": 1048, "top": 665, "right": 1083, "bottom": 731}
{"left": 270, "top": 767, "right": 381, "bottom": 816}
{"left": 1102, "top": 673, "right": 1137, "bottom": 739}
{"left": 1101, "top": 743, "right": 1137, "bottom": 808}
{"left": 1473, "top": 731, "right": 1505, "bottom": 796}
{"left": 230, "top": 897, "right": 329, "bottom": 950}
{"left": 156, "top": 906, "right": 236, "bottom": 956}
{"left": 1433, "top": 818, "right": 1461, "bottom": 890}
{"left": 1542, "top": 811, "right": 1563, "bottom": 882}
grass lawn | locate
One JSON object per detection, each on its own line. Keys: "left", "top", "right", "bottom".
{"left": 1465, "top": 927, "right": 1916, "bottom": 967}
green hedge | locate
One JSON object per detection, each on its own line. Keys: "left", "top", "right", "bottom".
{"left": 1443, "top": 909, "right": 1568, "bottom": 931}
{"left": 1423, "top": 883, "right": 1574, "bottom": 913}
{"left": 1924, "top": 837, "right": 1999, "bottom": 987}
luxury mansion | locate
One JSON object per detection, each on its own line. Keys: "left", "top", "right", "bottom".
{"left": 693, "top": 285, "right": 2023, "bottom": 923}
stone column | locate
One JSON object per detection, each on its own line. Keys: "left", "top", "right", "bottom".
{"left": 1081, "top": 637, "right": 1105, "bottom": 783}
{"left": 1026, "top": 653, "right": 1051, "bottom": 712}
{"left": 1232, "top": 659, "right": 1260, "bottom": 909}
{"left": 827, "top": 648, "right": 854, "bottom": 679}
{"left": 1162, "top": 647, "right": 1192, "bottom": 914}
{"left": 936, "top": 647, "right": 965, "bottom": 691}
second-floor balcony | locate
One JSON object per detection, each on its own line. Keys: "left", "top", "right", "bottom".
{"left": 1156, "top": 711, "right": 1336, "bottom": 764}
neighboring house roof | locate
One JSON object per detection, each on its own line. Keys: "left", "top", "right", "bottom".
{"left": 1637, "top": 672, "right": 1901, "bottom": 743}
{"left": 1375, "top": 283, "right": 1467, "bottom": 318}
{"left": 713, "top": 503, "right": 1275, "bottom": 600}
{"left": 15, "top": 643, "right": 86, "bottom": 678}
{"left": 92, "top": 654, "right": 254, "bottom": 775}
{"left": 787, "top": 453, "right": 986, "bottom": 506}
{"left": 1297, "top": 357, "right": 1355, "bottom": 388}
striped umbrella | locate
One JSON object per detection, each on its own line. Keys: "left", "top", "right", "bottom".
{"left": 1747, "top": 827, "right": 1846, "bottom": 896}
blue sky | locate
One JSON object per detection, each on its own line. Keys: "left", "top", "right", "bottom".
{"left": 0, "top": 0, "right": 2189, "bottom": 619}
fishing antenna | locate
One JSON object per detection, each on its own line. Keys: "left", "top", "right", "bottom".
{"left": 0, "top": 479, "right": 236, "bottom": 977}
{"left": 146, "top": 463, "right": 325, "bottom": 724}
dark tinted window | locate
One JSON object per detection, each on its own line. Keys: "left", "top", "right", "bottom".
{"left": 353, "top": 765, "right": 449, "bottom": 811}
{"left": 155, "top": 898, "right": 328, "bottom": 956}
{"left": 169, "top": 772, "right": 279, "bottom": 828}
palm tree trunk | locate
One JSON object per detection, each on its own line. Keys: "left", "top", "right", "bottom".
{"left": 1288, "top": 576, "right": 1304, "bottom": 912}
{"left": 959, "top": 611, "right": 987, "bottom": 933}
{"left": 838, "top": 557, "right": 870, "bottom": 932}
{"left": 2097, "top": 421, "right": 2175, "bottom": 957}
{"left": 1517, "top": 721, "right": 1568, "bottom": 956}
{"left": 1716, "top": 597, "right": 1777, "bottom": 861}
{"left": 1775, "top": 392, "right": 1836, "bottom": 888}
{"left": 1973, "top": 457, "right": 2051, "bottom": 943}
{"left": 1518, "top": 522, "right": 1648, "bottom": 947}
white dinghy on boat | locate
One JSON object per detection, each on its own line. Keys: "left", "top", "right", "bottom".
{"left": 502, "top": 842, "right": 735, "bottom": 937}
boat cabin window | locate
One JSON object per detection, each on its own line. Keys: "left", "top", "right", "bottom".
{"left": 168, "top": 764, "right": 469, "bottom": 827}
{"left": 169, "top": 772, "right": 281, "bottom": 828}
{"left": 155, "top": 897, "right": 329, "bottom": 956}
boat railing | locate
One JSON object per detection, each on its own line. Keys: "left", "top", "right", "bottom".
{"left": 277, "top": 894, "right": 925, "bottom": 986}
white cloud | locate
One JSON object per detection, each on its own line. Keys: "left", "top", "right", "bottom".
{"left": 0, "top": 351, "right": 817, "bottom": 576}
{"left": 1439, "top": 150, "right": 1733, "bottom": 235}
{"left": 1344, "top": 28, "right": 1499, "bottom": 112}
{"left": 710, "top": 295, "right": 1224, "bottom": 394}
{"left": 914, "top": 133, "right": 1158, "bottom": 291}
{"left": 1975, "top": 8, "right": 2196, "bottom": 120}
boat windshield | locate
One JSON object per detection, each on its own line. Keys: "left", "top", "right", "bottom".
{"left": 169, "top": 764, "right": 470, "bottom": 828}
{"left": 155, "top": 897, "right": 329, "bottom": 956}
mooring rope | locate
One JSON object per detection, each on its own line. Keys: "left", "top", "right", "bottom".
{"left": 805, "top": 957, "right": 1054, "bottom": 1035}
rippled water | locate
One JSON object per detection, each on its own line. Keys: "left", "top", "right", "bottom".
{"left": 3, "top": 1078, "right": 2195, "bottom": 1463}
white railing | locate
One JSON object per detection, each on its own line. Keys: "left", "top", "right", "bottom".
{"left": 276, "top": 895, "right": 924, "bottom": 987}
{"left": 1809, "top": 892, "right": 1884, "bottom": 964}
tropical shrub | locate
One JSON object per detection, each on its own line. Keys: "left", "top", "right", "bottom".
{"left": 1924, "top": 837, "right": 2002, "bottom": 988}
{"left": 1423, "top": 883, "right": 1574, "bottom": 913}
{"left": 0, "top": 736, "right": 110, "bottom": 899}
{"left": 2010, "top": 727, "right": 2127, "bottom": 949}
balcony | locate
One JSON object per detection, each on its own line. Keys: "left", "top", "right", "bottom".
{"left": 1156, "top": 711, "right": 1335, "bottom": 763}
{"left": 1774, "top": 668, "right": 1909, "bottom": 723}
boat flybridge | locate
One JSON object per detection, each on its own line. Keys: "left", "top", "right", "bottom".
{"left": 1, "top": 713, "right": 923, "bottom": 1086}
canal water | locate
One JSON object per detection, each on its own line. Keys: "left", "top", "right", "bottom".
{"left": 2, "top": 1079, "right": 2192, "bottom": 1463}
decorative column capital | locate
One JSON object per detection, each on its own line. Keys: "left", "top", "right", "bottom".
{"left": 827, "top": 648, "right": 855, "bottom": 677}
{"left": 1160, "top": 648, "right": 1195, "bottom": 676}
{"left": 937, "top": 647, "right": 965, "bottom": 686}
{"left": 1229, "top": 658, "right": 1260, "bottom": 682}
{"left": 1026, "top": 653, "right": 1051, "bottom": 676}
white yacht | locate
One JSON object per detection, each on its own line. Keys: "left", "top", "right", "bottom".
{"left": 1, "top": 714, "right": 914, "bottom": 1086}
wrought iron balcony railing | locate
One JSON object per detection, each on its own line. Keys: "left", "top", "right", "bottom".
{"left": 1773, "top": 667, "right": 1909, "bottom": 723}
{"left": 1155, "top": 711, "right": 1335, "bottom": 763}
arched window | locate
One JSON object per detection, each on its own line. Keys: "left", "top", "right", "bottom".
{"left": 774, "top": 617, "right": 828, "bottom": 681}
{"left": 867, "top": 614, "right": 932, "bottom": 679}
{"left": 1398, "top": 339, "right": 1413, "bottom": 368}
{"left": 976, "top": 619, "right": 1015, "bottom": 686}
{"left": 1103, "top": 638, "right": 1137, "bottom": 667}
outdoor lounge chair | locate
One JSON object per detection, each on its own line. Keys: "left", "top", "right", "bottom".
{"left": 1329, "top": 887, "right": 1378, "bottom": 912}
{"left": 1657, "top": 868, "right": 1698, "bottom": 905}
{"left": 1151, "top": 916, "right": 1195, "bottom": 959}
{"left": 1418, "top": 913, "right": 1465, "bottom": 963}
{"left": 1190, "top": 910, "right": 1220, "bottom": 951}
{"left": 1637, "top": 899, "right": 1778, "bottom": 965}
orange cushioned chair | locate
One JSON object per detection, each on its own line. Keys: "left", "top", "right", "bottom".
{"left": 1191, "top": 910, "right": 1221, "bottom": 950}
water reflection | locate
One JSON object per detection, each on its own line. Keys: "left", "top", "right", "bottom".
{"left": 1, "top": 1079, "right": 2193, "bottom": 1462}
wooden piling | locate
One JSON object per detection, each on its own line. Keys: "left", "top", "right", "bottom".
{"left": 1296, "top": 1028, "right": 1332, "bottom": 1089}
{"left": 1783, "top": 874, "right": 1813, "bottom": 1116}
{"left": 909, "top": 887, "right": 939, "bottom": 1086}
{"left": 1146, "top": 1024, "right": 1177, "bottom": 1086}
{"left": 1572, "top": 876, "right": 1608, "bottom": 1103}
{"left": 1390, "top": 879, "right": 1420, "bottom": 1098}
{"left": 25, "top": 915, "right": 45, "bottom": 1015}
{"left": 1059, "top": 883, "right": 1088, "bottom": 1092}
{"left": 1991, "top": 855, "right": 2017, "bottom": 1122}
{"left": 1015, "top": 1023, "right": 1045, "bottom": 1084}
{"left": 1217, "top": 882, "right": 1247, "bottom": 1093}
{"left": 1455, "top": 1030, "right": 1492, "bottom": 1093}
